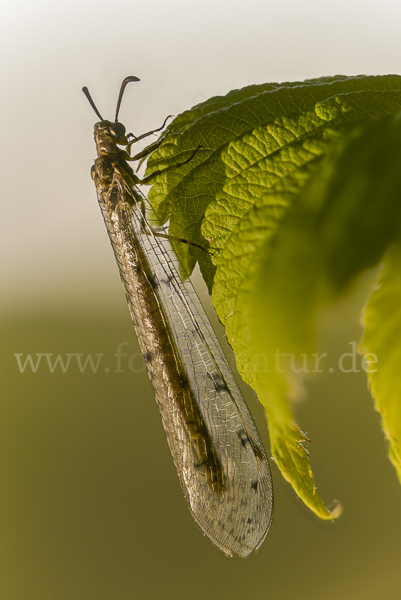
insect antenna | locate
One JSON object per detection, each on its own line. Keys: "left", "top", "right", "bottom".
{"left": 82, "top": 86, "right": 104, "bottom": 121}
{"left": 115, "top": 76, "right": 140, "bottom": 122}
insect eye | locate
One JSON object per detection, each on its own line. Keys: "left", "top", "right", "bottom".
{"left": 110, "top": 122, "right": 126, "bottom": 138}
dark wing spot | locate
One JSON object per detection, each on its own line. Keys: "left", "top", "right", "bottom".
{"left": 237, "top": 429, "right": 250, "bottom": 448}
{"left": 251, "top": 441, "right": 265, "bottom": 462}
{"left": 148, "top": 274, "right": 158, "bottom": 289}
{"left": 251, "top": 480, "right": 258, "bottom": 491}
{"left": 144, "top": 351, "right": 153, "bottom": 364}
{"left": 179, "top": 373, "right": 190, "bottom": 390}
{"left": 207, "top": 371, "right": 228, "bottom": 392}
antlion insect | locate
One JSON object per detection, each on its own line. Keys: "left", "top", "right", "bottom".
{"left": 83, "top": 76, "right": 273, "bottom": 557}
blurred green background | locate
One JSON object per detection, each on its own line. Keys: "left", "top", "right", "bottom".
{"left": 3, "top": 274, "right": 401, "bottom": 599}
{"left": 2, "top": 0, "right": 401, "bottom": 597}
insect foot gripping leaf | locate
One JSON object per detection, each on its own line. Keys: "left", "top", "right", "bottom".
{"left": 144, "top": 74, "right": 401, "bottom": 519}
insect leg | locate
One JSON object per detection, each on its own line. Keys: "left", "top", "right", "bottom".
{"left": 138, "top": 145, "right": 202, "bottom": 185}
{"left": 127, "top": 115, "right": 173, "bottom": 150}
{"left": 153, "top": 231, "right": 213, "bottom": 256}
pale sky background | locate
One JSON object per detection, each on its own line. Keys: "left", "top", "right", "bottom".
{"left": 2, "top": 0, "right": 401, "bottom": 312}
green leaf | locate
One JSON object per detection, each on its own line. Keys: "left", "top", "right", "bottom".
{"left": 252, "top": 113, "right": 401, "bottom": 360}
{"left": 360, "top": 244, "right": 401, "bottom": 483}
{"left": 144, "top": 74, "right": 401, "bottom": 518}
{"left": 247, "top": 113, "right": 401, "bottom": 514}
{"left": 146, "top": 74, "right": 401, "bottom": 285}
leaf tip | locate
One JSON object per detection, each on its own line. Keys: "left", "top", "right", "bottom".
{"left": 326, "top": 500, "right": 343, "bottom": 520}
